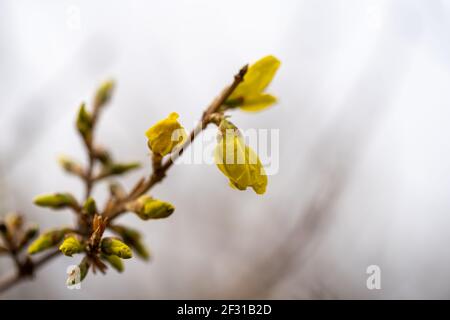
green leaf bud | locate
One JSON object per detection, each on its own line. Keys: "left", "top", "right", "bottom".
{"left": 127, "top": 195, "right": 175, "bottom": 220}
{"left": 76, "top": 103, "right": 92, "bottom": 140}
{"left": 101, "top": 162, "right": 141, "bottom": 178}
{"left": 79, "top": 257, "right": 90, "bottom": 281}
{"left": 82, "top": 197, "right": 97, "bottom": 216}
{"left": 94, "top": 80, "right": 115, "bottom": 108}
{"left": 28, "top": 229, "right": 68, "bottom": 255}
{"left": 110, "top": 225, "right": 150, "bottom": 260}
{"left": 33, "top": 193, "right": 78, "bottom": 210}
{"left": 101, "top": 254, "right": 124, "bottom": 272}
{"left": 59, "top": 236, "right": 84, "bottom": 257}
{"left": 100, "top": 237, "right": 132, "bottom": 259}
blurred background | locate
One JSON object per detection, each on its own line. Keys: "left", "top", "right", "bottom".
{"left": 1, "top": 0, "right": 450, "bottom": 299}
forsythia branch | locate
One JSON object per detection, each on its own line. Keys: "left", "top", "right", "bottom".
{"left": 0, "top": 55, "right": 280, "bottom": 295}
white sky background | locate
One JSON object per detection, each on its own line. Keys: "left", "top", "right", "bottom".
{"left": 1, "top": 0, "right": 450, "bottom": 299}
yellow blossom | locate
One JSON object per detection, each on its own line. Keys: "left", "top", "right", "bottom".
{"left": 145, "top": 112, "right": 187, "bottom": 156}
{"left": 226, "top": 55, "right": 280, "bottom": 112}
{"left": 214, "top": 120, "right": 267, "bottom": 194}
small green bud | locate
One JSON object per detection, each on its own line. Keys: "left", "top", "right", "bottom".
{"left": 128, "top": 195, "right": 175, "bottom": 220}
{"left": 28, "top": 229, "right": 68, "bottom": 255}
{"left": 94, "top": 80, "right": 115, "bottom": 108}
{"left": 101, "top": 254, "right": 124, "bottom": 272}
{"left": 79, "top": 257, "right": 90, "bottom": 281}
{"left": 76, "top": 103, "right": 92, "bottom": 140}
{"left": 58, "top": 155, "right": 84, "bottom": 176}
{"left": 82, "top": 197, "right": 97, "bottom": 216}
{"left": 110, "top": 225, "right": 150, "bottom": 260}
{"left": 131, "top": 240, "right": 150, "bottom": 260}
{"left": 101, "top": 162, "right": 141, "bottom": 177}
{"left": 59, "top": 236, "right": 84, "bottom": 257}
{"left": 33, "top": 193, "right": 78, "bottom": 210}
{"left": 100, "top": 237, "right": 132, "bottom": 259}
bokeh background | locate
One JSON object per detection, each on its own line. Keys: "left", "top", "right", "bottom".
{"left": 1, "top": 0, "right": 450, "bottom": 299}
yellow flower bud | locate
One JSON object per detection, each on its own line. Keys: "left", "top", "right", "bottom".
{"left": 214, "top": 120, "right": 267, "bottom": 194}
{"left": 28, "top": 229, "right": 68, "bottom": 255}
{"left": 145, "top": 112, "right": 187, "bottom": 156}
{"left": 226, "top": 55, "right": 280, "bottom": 112}
{"left": 102, "top": 254, "right": 124, "bottom": 272}
{"left": 127, "top": 195, "right": 175, "bottom": 220}
{"left": 59, "top": 236, "right": 84, "bottom": 257}
{"left": 100, "top": 237, "right": 132, "bottom": 259}
{"left": 33, "top": 193, "right": 78, "bottom": 210}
